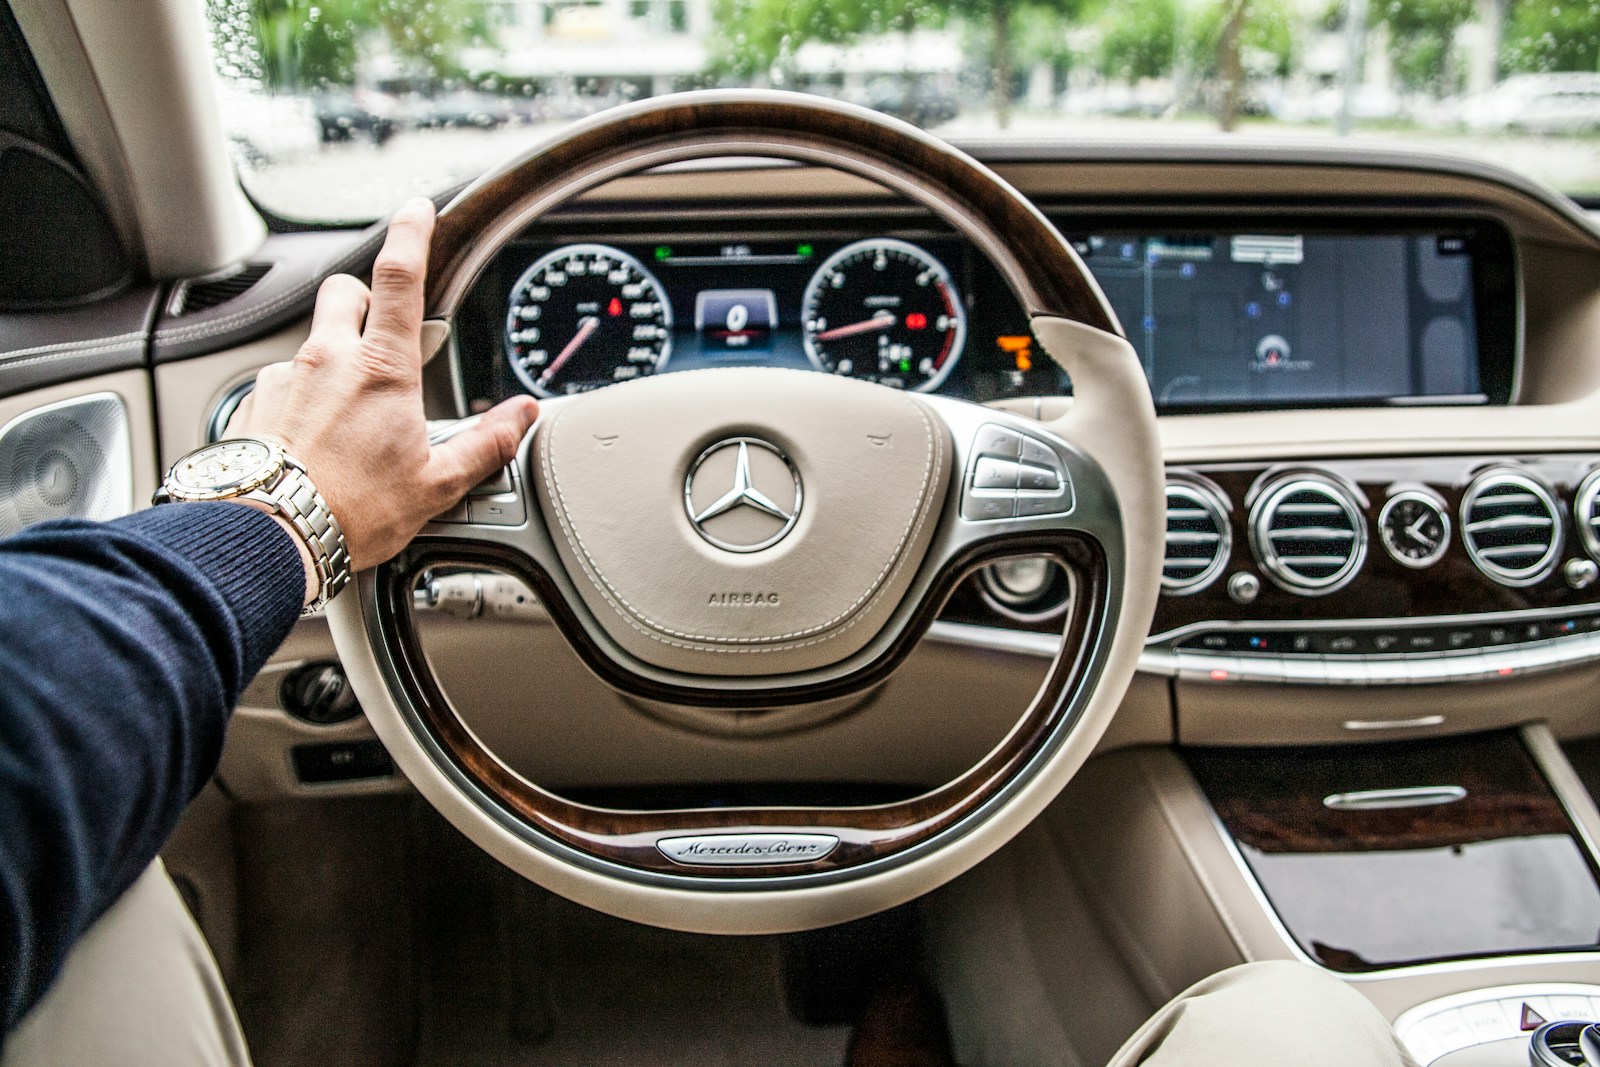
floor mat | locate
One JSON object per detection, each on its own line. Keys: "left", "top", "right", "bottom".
{"left": 232, "top": 796, "right": 862, "bottom": 1067}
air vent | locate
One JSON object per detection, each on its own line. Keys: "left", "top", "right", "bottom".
{"left": 1461, "top": 469, "right": 1562, "bottom": 586}
{"left": 168, "top": 263, "right": 270, "bottom": 316}
{"left": 1249, "top": 476, "right": 1367, "bottom": 595}
{"left": 1162, "top": 480, "right": 1231, "bottom": 594}
{"left": 1575, "top": 469, "right": 1600, "bottom": 563}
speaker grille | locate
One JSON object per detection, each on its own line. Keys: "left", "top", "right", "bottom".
{"left": 1249, "top": 475, "right": 1366, "bottom": 596}
{"left": 1462, "top": 469, "right": 1562, "bottom": 586}
{"left": 0, "top": 394, "right": 131, "bottom": 537}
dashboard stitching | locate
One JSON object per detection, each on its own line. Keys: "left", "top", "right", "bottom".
{"left": 0, "top": 332, "right": 145, "bottom": 363}
{"left": 541, "top": 370, "right": 942, "bottom": 651}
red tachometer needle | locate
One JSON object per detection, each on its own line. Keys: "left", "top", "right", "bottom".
{"left": 538, "top": 316, "right": 600, "bottom": 387}
{"left": 814, "top": 310, "right": 896, "bottom": 342}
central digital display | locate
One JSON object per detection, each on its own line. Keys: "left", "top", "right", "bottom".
{"left": 470, "top": 221, "right": 1512, "bottom": 412}
{"left": 1073, "top": 232, "right": 1487, "bottom": 407}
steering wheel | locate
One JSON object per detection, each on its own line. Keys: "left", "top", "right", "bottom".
{"left": 328, "top": 90, "right": 1163, "bottom": 935}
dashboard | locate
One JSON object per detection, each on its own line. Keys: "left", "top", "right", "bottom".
{"left": 419, "top": 148, "right": 1600, "bottom": 750}
{"left": 150, "top": 139, "right": 1600, "bottom": 800}
{"left": 454, "top": 217, "right": 1518, "bottom": 414}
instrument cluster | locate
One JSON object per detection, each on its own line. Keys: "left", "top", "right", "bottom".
{"left": 457, "top": 233, "right": 1063, "bottom": 411}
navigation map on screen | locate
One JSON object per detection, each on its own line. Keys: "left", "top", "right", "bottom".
{"left": 1074, "top": 233, "right": 1484, "bottom": 407}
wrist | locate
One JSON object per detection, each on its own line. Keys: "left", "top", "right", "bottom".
{"left": 228, "top": 499, "right": 319, "bottom": 608}
{"left": 158, "top": 438, "right": 351, "bottom": 614}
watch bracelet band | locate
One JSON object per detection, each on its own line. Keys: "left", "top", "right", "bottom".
{"left": 268, "top": 462, "right": 351, "bottom": 614}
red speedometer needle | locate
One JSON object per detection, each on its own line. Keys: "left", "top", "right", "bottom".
{"left": 538, "top": 316, "right": 600, "bottom": 386}
{"left": 814, "top": 311, "right": 896, "bottom": 342}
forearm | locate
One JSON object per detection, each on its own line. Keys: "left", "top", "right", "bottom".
{"left": 0, "top": 503, "right": 304, "bottom": 1029}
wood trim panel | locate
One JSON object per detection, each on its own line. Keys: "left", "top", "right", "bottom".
{"left": 1153, "top": 453, "right": 1600, "bottom": 634}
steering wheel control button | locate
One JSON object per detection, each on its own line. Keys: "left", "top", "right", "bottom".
{"left": 685, "top": 437, "right": 802, "bottom": 553}
{"left": 1019, "top": 436, "right": 1058, "bottom": 468}
{"left": 973, "top": 456, "right": 1020, "bottom": 490}
{"left": 469, "top": 492, "right": 525, "bottom": 526}
{"left": 1019, "top": 464, "right": 1061, "bottom": 492}
{"left": 963, "top": 492, "right": 1016, "bottom": 521}
{"left": 433, "top": 499, "right": 470, "bottom": 523}
{"left": 963, "top": 424, "right": 1074, "bottom": 521}
{"left": 470, "top": 465, "right": 515, "bottom": 496}
{"left": 971, "top": 424, "right": 1022, "bottom": 459}
{"left": 657, "top": 833, "right": 840, "bottom": 867}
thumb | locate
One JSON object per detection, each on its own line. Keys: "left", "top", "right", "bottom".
{"left": 428, "top": 395, "right": 540, "bottom": 502}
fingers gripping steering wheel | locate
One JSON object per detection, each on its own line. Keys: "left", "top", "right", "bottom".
{"left": 328, "top": 91, "right": 1164, "bottom": 935}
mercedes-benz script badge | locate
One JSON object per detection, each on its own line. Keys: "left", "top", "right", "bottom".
{"left": 684, "top": 437, "right": 802, "bottom": 553}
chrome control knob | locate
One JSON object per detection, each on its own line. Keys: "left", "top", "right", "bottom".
{"left": 1227, "top": 572, "right": 1261, "bottom": 605}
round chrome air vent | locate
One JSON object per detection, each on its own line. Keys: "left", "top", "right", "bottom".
{"left": 977, "top": 555, "right": 1072, "bottom": 622}
{"left": 1248, "top": 475, "right": 1367, "bottom": 596}
{"left": 1461, "top": 469, "right": 1562, "bottom": 587}
{"left": 1162, "top": 479, "right": 1231, "bottom": 595}
{"left": 1575, "top": 468, "right": 1600, "bottom": 563}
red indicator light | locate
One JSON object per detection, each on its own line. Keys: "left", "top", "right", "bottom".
{"left": 1497, "top": 666, "right": 1514, "bottom": 676}
{"left": 906, "top": 312, "right": 928, "bottom": 330}
{"left": 608, "top": 297, "right": 623, "bottom": 317}
{"left": 1209, "top": 668, "right": 1229, "bottom": 681}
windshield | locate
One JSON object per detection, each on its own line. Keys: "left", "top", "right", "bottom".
{"left": 204, "top": 0, "right": 1600, "bottom": 223}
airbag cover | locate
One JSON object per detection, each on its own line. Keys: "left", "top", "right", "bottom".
{"left": 534, "top": 368, "right": 949, "bottom": 676}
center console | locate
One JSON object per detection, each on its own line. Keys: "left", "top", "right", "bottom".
{"left": 1183, "top": 729, "right": 1600, "bottom": 1066}
{"left": 1028, "top": 725, "right": 1600, "bottom": 1067}
{"left": 1187, "top": 732, "right": 1600, "bottom": 975}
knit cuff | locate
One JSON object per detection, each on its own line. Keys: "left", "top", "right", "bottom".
{"left": 116, "top": 502, "right": 305, "bottom": 669}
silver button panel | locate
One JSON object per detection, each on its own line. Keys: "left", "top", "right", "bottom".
{"left": 1141, "top": 607, "right": 1600, "bottom": 686}
{"left": 1394, "top": 984, "right": 1600, "bottom": 1065}
{"left": 962, "top": 423, "right": 1075, "bottom": 522}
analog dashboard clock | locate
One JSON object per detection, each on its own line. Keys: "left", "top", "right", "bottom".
{"left": 1379, "top": 490, "right": 1451, "bottom": 568}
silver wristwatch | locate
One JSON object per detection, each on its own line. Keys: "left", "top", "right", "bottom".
{"left": 156, "top": 438, "right": 351, "bottom": 614}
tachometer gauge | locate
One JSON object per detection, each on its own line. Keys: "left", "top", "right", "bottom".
{"left": 801, "top": 239, "right": 966, "bottom": 391}
{"left": 504, "top": 244, "right": 672, "bottom": 397}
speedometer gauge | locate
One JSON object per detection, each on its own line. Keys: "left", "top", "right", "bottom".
{"left": 504, "top": 244, "right": 672, "bottom": 397}
{"left": 801, "top": 239, "right": 966, "bottom": 391}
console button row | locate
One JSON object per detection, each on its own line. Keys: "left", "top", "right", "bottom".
{"left": 1175, "top": 615, "right": 1600, "bottom": 657}
{"left": 962, "top": 424, "right": 1075, "bottom": 521}
{"left": 1398, "top": 989, "right": 1600, "bottom": 1066}
{"left": 1153, "top": 611, "right": 1600, "bottom": 686}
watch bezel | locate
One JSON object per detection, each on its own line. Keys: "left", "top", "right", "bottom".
{"left": 165, "top": 438, "right": 286, "bottom": 502}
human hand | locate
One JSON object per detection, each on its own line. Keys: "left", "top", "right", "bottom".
{"left": 229, "top": 197, "right": 539, "bottom": 572}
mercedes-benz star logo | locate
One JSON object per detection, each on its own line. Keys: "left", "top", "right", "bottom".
{"left": 684, "top": 438, "right": 802, "bottom": 553}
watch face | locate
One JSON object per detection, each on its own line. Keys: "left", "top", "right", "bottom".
{"left": 1379, "top": 492, "right": 1451, "bottom": 569}
{"left": 168, "top": 439, "right": 280, "bottom": 498}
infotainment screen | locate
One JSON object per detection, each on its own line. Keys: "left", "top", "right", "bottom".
{"left": 1067, "top": 226, "right": 1515, "bottom": 410}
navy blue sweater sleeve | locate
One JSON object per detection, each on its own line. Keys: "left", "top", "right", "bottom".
{"left": 0, "top": 502, "right": 304, "bottom": 1029}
